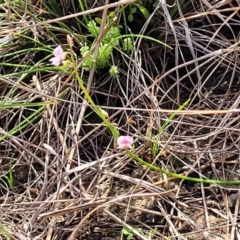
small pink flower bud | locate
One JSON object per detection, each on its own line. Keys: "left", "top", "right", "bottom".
{"left": 117, "top": 136, "right": 133, "bottom": 149}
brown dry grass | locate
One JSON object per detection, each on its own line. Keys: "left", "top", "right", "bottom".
{"left": 0, "top": 0, "right": 240, "bottom": 239}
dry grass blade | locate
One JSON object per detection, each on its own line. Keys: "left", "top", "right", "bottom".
{"left": 1, "top": 0, "right": 240, "bottom": 239}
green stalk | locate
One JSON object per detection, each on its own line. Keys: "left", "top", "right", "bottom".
{"left": 0, "top": 102, "right": 51, "bottom": 109}
{"left": 159, "top": 99, "right": 190, "bottom": 135}
{"left": 78, "top": 0, "right": 89, "bottom": 24}
{"left": 3, "top": 158, "right": 14, "bottom": 190}
{"left": 128, "top": 150, "right": 240, "bottom": 185}
{"left": 68, "top": 43, "right": 119, "bottom": 144}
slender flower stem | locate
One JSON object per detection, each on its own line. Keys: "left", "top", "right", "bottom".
{"left": 127, "top": 150, "right": 240, "bottom": 185}
{"left": 68, "top": 43, "right": 119, "bottom": 145}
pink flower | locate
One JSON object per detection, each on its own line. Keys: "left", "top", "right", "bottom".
{"left": 49, "top": 45, "right": 64, "bottom": 66}
{"left": 117, "top": 136, "right": 133, "bottom": 149}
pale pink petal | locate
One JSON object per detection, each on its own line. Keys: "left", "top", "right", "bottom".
{"left": 49, "top": 56, "right": 61, "bottom": 66}
{"left": 117, "top": 136, "right": 133, "bottom": 149}
{"left": 118, "top": 143, "right": 131, "bottom": 149}
{"left": 49, "top": 45, "right": 64, "bottom": 66}
{"left": 53, "top": 45, "right": 64, "bottom": 57}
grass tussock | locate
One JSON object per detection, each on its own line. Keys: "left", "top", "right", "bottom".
{"left": 1, "top": 0, "right": 240, "bottom": 239}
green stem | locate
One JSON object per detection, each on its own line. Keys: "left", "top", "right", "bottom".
{"left": 128, "top": 150, "right": 240, "bottom": 185}
{"left": 158, "top": 99, "right": 190, "bottom": 135}
{"left": 68, "top": 44, "right": 119, "bottom": 144}
{"left": 3, "top": 158, "right": 14, "bottom": 190}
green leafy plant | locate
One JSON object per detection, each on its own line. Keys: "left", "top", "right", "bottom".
{"left": 122, "top": 0, "right": 150, "bottom": 22}
{"left": 127, "top": 5, "right": 137, "bottom": 22}
{"left": 80, "top": 18, "right": 133, "bottom": 74}
{"left": 122, "top": 226, "right": 142, "bottom": 240}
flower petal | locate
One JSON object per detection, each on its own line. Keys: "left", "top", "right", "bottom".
{"left": 117, "top": 136, "right": 133, "bottom": 149}
{"left": 53, "top": 45, "right": 64, "bottom": 57}
{"left": 49, "top": 56, "right": 61, "bottom": 66}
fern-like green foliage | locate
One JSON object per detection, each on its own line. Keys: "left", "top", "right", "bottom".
{"left": 123, "top": 37, "right": 133, "bottom": 53}
{"left": 80, "top": 45, "right": 95, "bottom": 70}
{"left": 80, "top": 19, "right": 133, "bottom": 74}
{"left": 97, "top": 44, "right": 112, "bottom": 68}
{"left": 87, "top": 20, "right": 99, "bottom": 38}
{"left": 103, "top": 26, "right": 120, "bottom": 46}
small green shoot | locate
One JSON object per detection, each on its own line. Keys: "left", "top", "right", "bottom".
{"left": 147, "top": 227, "right": 158, "bottom": 239}
{"left": 109, "top": 65, "right": 119, "bottom": 77}
{"left": 128, "top": 5, "right": 137, "bottom": 22}
{"left": 3, "top": 158, "right": 14, "bottom": 190}
{"left": 0, "top": 224, "right": 11, "bottom": 240}
{"left": 151, "top": 99, "right": 190, "bottom": 158}
{"left": 122, "top": 226, "right": 142, "bottom": 240}
{"left": 136, "top": 2, "right": 150, "bottom": 19}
